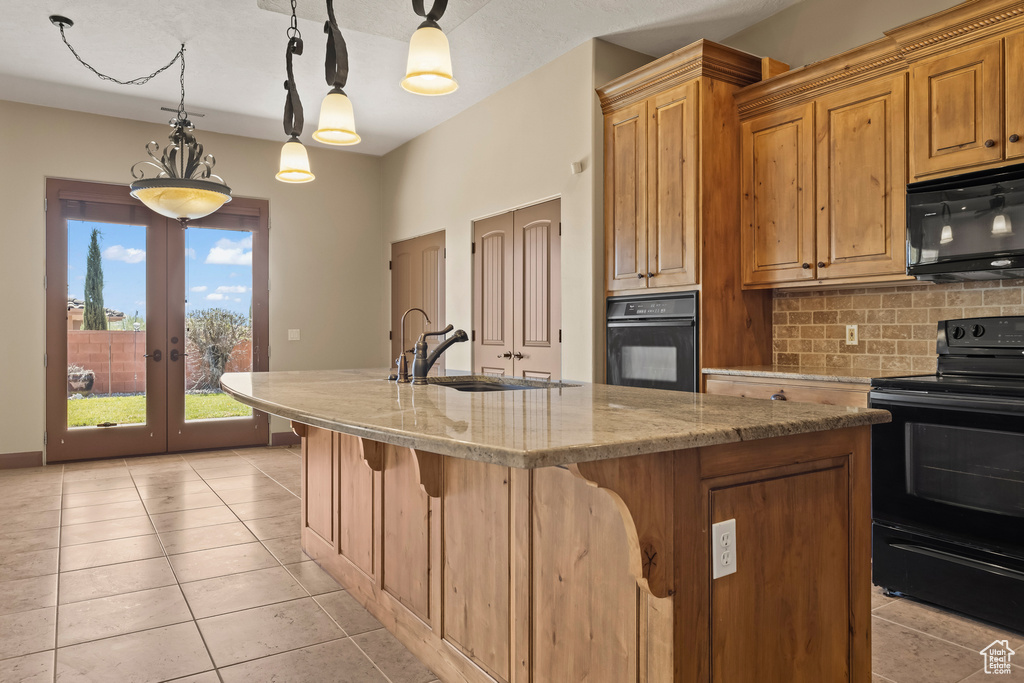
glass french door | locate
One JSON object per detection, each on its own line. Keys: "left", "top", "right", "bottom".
{"left": 45, "top": 179, "right": 269, "bottom": 462}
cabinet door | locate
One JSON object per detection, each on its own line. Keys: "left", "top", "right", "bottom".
{"left": 910, "top": 38, "right": 1003, "bottom": 177}
{"left": 1005, "top": 31, "right": 1024, "bottom": 161}
{"left": 741, "top": 104, "right": 816, "bottom": 285}
{"left": 816, "top": 75, "right": 907, "bottom": 280}
{"left": 605, "top": 102, "right": 648, "bottom": 292}
{"left": 710, "top": 466, "right": 849, "bottom": 683}
{"left": 647, "top": 82, "right": 698, "bottom": 288}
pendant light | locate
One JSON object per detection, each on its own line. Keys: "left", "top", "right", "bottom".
{"left": 50, "top": 16, "right": 231, "bottom": 223}
{"left": 277, "top": 0, "right": 315, "bottom": 183}
{"left": 313, "top": 0, "right": 360, "bottom": 146}
{"left": 990, "top": 191, "right": 1013, "bottom": 236}
{"left": 402, "top": 0, "right": 458, "bottom": 96}
{"left": 939, "top": 202, "right": 954, "bottom": 244}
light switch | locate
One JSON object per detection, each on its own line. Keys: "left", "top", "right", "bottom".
{"left": 287, "top": 329, "right": 300, "bottom": 341}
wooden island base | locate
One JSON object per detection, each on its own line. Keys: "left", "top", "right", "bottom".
{"left": 295, "top": 423, "right": 871, "bottom": 683}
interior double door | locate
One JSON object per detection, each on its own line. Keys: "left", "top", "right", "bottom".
{"left": 44, "top": 179, "right": 269, "bottom": 462}
{"left": 473, "top": 199, "right": 561, "bottom": 380}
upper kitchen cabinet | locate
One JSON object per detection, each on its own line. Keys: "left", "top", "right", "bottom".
{"left": 736, "top": 39, "right": 911, "bottom": 289}
{"left": 599, "top": 40, "right": 760, "bottom": 294}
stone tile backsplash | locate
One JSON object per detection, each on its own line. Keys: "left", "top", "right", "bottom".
{"left": 772, "top": 280, "right": 1024, "bottom": 374}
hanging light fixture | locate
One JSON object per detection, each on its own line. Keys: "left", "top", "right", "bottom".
{"left": 402, "top": 0, "right": 458, "bottom": 96}
{"left": 313, "top": 0, "right": 360, "bottom": 146}
{"left": 50, "top": 15, "right": 231, "bottom": 222}
{"left": 939, "top": 202, "right": 954, "bottom": 244}
{"left": 991, "top": 192, "right": 1013, "bottom": 236}
{"left": 277, "top": 0, "right": 315, "bottom": 183}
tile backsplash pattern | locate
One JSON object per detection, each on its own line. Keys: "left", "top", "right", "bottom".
{"left": 772, "top": 280, "right": 1024, "bottom": 374}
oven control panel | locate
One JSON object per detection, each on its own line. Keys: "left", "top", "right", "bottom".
{"left": 945, "top": 316, "right": 1024, "bottom": 347}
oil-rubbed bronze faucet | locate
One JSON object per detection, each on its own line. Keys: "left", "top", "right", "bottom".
{"left": 412, "top": 325, "right": 469, "bottom": 384}
{"left": 391, "top": 308, "right": 429, "bottom": 383}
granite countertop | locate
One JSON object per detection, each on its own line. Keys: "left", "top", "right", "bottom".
{"left": 221, "top": 369, "right": 890, "bottom": 469}
{"left": 702, "top": 365, "right": 913, "bottom": 384}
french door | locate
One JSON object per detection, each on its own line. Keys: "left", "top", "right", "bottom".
{"left": 45, "top": 179, "right": 269, "bottom": 462}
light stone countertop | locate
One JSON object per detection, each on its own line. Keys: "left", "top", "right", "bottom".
{"left": 702, "top": 365, "right": 913, "bottom": 384}
{"left": 222, "top": 369, "right": 890, "bottom": 469}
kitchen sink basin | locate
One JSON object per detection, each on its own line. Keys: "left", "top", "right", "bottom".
{"left": 425, "top": 376, "right": 577, "bottom": 392}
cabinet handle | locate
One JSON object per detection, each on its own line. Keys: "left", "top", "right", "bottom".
{"left": 770, "top": 392, "right": 787, "bottom": 401}
{"left": 637, "top": 273, "right": 645, "bottom": 279}
{"left": 817, "top": 261, "right": 826, "bottom": 268}
{"left": 1011, "top": 134, "right": 1021, "bottom": 143}
{"left": 985, "top": 139, "right": 996, "bottom": 148}
{"left": 801, "top": 263, "right": 811, "bottom": 269}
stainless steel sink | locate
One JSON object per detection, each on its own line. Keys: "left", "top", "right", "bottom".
{"left": 425, "top": 376, "right": 577, "bottom": 392}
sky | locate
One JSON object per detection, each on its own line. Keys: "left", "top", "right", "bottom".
{"left": 67, "top": 221, "right": 254, "bottom": 322}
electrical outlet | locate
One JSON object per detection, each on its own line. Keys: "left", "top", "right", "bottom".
{"left": 712, "top": 519, "right": 737, "bottom": 579}
{"left": 287, "top": 329, "right": 301, "bottom": 341}
{"left": 846, "top": 324, "right": 858, "bottom": 345}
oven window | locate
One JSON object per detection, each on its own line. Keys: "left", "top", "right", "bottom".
{"left": 621, "top": 346, "right": 677, "bottom": 383}
{"left": 906, "top": 423, "right": 1024, "bottom": 517}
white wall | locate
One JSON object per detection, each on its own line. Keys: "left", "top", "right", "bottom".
{"left": 380, "top": 39, "right": 650, "bottom": 382}
{"left": 0, "top": 100, "right": 385, "bottom": 456}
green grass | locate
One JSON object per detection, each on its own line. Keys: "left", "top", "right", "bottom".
{"left": 67, "top": 393, "right": 251, "bottom": 427}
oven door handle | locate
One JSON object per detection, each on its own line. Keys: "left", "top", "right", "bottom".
{"left": 870, "top": 390, "right": 1024, "bottom": 415}
{"left": 607, "top": 320, "right": 695, "bottom": 328}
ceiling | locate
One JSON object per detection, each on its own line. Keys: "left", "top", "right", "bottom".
{"left": 0, "top": 0, "right": 800, "bottom": 156}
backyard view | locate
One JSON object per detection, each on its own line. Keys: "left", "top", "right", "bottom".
{"left": 67, "top": 221, "right": 254, "bottom": 427}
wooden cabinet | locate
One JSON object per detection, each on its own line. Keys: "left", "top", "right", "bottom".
{"left": 739, "top": 70, "right": 908, "bottom": 287}
{"left": 605, "top": 101, "right": 648, "bottom": 290}
{"left": 705, "top": 373, "right": 871, "bottom": 407}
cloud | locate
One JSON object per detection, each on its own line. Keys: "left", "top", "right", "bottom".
{"left": 206, "top": 293, "right": 227, "bottom": 301}
{"left": 185, "top": 247, "right": 196, "bottom": 260}
{"left": 215, "top": 285, "right": 247, "bottom": 294}
{"left": 205, "top": 235, "right": 252, "bottom": 266}
{"left": 190, "top": 285, "right": 208, "bottom": 293}
{"left": 234, "top": 298, "right": 242, "bottom": 303}
{"left": 103, "top": 245, "right": 146, "bottom": 264}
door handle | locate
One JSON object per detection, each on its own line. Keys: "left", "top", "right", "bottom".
{"left": 144, "top": 350, "right": 162, "bottom": 362}
{"left": 499, "top": 351, "right": 513, "bottom": 359}
{"left": 170, "top": 349, "right": 188, "bottom": 362}
{"left": 513, "top": 352, "right": 524, "bottom": 360}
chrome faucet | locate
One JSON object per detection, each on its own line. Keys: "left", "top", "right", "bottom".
{"left": 392, "top": 307, "right": 430, "bottom": 383}
{"left": 412, "top": 325, "right": 469, "bottom": 384}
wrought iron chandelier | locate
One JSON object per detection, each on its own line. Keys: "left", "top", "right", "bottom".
{"left": 50, "top": 15, "right": 231, "bottom": 223}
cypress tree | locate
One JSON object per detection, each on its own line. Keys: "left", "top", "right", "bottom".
{"left": 83, "top": 228, "right": 107, "bottom": 330}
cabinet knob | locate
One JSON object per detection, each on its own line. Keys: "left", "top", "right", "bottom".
{"left": 637, "top": 273, "right": 645, "bottom": 279}
{"left": 985, "top": 139, "right": 996, "bottom": 148}
{"left": 1011, "top": 134, "right": 1021, "bottom": 143}
{"left": 647, "top": 272, "right": 655, "bottom": 278}
{"left": 817, "top": 261, "right": 826, "bottom": 268}
{"left": 770, "top": 392, "right": 787, "bottom": 401}
{"left": 801, "top": 263, "right": 811, "bottom": 269}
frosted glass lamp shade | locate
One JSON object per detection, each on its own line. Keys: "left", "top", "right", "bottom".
{"left": 130, "top": 179, "right": 231, "bottom": 221}
{"left": 940, "top": 223, "right": 953, "bottom": 244}
{"left": 313, "top": 91, "right": 361, "bottom": 146}
{"left": 401, "top": 26, "right": 458, "bottom": 96}
{"left": 992, "top": 212, "right": 1013, "bottom": 236}
{"left": 276, "top": 139, "right": 315, "bottom": 183}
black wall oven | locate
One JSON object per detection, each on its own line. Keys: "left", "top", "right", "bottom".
{"left": 871, "top": 317, "right": 1024, "bottom": 632}
{"left": 606, "top": 291, "right": 698, "bottom": 392}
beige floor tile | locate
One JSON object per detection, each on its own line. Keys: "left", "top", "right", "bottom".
{"left": 162, "top": 672, "right": 221, "bottom": 683}
{"left": 218, "top": 637, "right": 386, "bottom": 683}
{"left": 56, "top": 584, "right": 192, "bottom": 647}
{"left": 62, "top": 468, "right": 128, "bottom": 483}
{"left": 228, "top": 496, "right": 299, "bottom": 521}
{"left": 872, "top": 615, "right": 984, "bottom": 683}
{"left": 129, "top": 470, "right": 203, "bottom": 487}
{"left": 0, "top": 574, "right": 57, "bottom": 616}
{"left": 181, "top": 566, "right": 307, "bottom": 619}
{"left": 142, "top": 491, "right": 225, "bottom": 515}
{"left": 3, "top": 509, "right": 60, "bottom": 531}
{"left": 197, "top": 597, "right": 345, "bottom": 667}
{"left": 0, "top": 526, "right": 60, "bottom": 554}
{"left": 59, "top": 534, "right": 165, "bottom": 572}
{"left": 874, "top": 599, "right": 1024, "bottom": 653}
{"left": 61, "top": 488, "right": 140, "bottom": 509}
{"left": 186, "top": 457, "right": 248, "bottom": 471}
{"left": 960, "top": 665, "right": 1024, "bottom": 680}
{"left": 60, "top": 500, "right": 147, "bottom": 526}
{"left": 182, "top": 450, "right": 242, "bottom": 463}
{"left": 159, "top": 521, "right": 257, "bottom": 555}
{"left": 58, "top": 557, "right": 176, "bottom": 605}
{"left": 0, "top": 483, "right": 63, "bottom": 503}
{"left": 0, "top": 607, "right": 55, "bottom": 660}
{"left": 135, "top": 479, "right": 213, "bottom": 500}
{"left": 204, "top": 474, "right": 276, "bottom": 492}
{"left": 244, "top": 513, "right": 301, "bottom": 541}
{"left": 0, "top": 548, "right": 58, "bottom": 582}
{"left": 286, "top": 561, "right": 342, "bottom": 596}
{"left": 315, "top": 591, "right": 383, "bottom": 636}
{"left": 0, "top": 650, "right": 54, "bottom": 683}
{"left": 59, "top": 516, "right": 154, "bottom": 547}
{"left": 216, "top": 483, "right": 294, "bottom": 505}
{"left": 126, "top": 461, "right": 190, "bottom": 475}
{"left": 59, "top": 476, "right": 134, "bottom": 494}
{"left": 196, "top": 464, "right": 261, "bottom": 480}
{"left": 0, "top": 494, "right": 61, "bottom": 514}
{"left": 55, "top": 621, "right": 213, "bottom": 683}
{"left": 150, "top": 504, "right": 238, "bottom": 532}
{"left": 352, "top": 627, "right": 438, "bottom": 683}
{"left": 261, "top": 536, "right": 308, "bottom": 565}
{"left": 169, "top": 541, "right": 279, "bottom": 583}
{"left": 62, "top": 459, "right": 126, "bottom": 472}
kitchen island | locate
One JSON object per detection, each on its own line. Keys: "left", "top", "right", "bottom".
{"left": 222, "top": 369, "right": 889, "bottom": 683}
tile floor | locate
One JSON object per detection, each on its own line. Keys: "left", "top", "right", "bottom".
{"left": 0, "top": 445, "right": 1020, "bottom": 682}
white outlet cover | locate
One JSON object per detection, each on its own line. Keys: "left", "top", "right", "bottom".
{"left": 712, "top": 519, "right": 737, "bottom": 579}
{"left": 287, "top": 329, "right": 301, "bottom": 341}
{"left": 846, "top": 324, "right": 858, "bottom": 345}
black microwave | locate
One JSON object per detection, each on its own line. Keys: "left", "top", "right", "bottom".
{"left": 907, "top": 163, "right": 1024, "bottom": 281}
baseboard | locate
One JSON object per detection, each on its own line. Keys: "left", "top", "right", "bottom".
{"left": 0, "top": 451, "right": 45, "bottom": 469}
{"left": 271, "top": 431, "right": 301, "bottom": 447}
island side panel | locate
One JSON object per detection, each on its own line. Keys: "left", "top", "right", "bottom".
{"left": 382, "top": 444, "right": 432, "bottom": 623}
{"left": 339, "top": 433, "right": 375, "bottom": 578}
